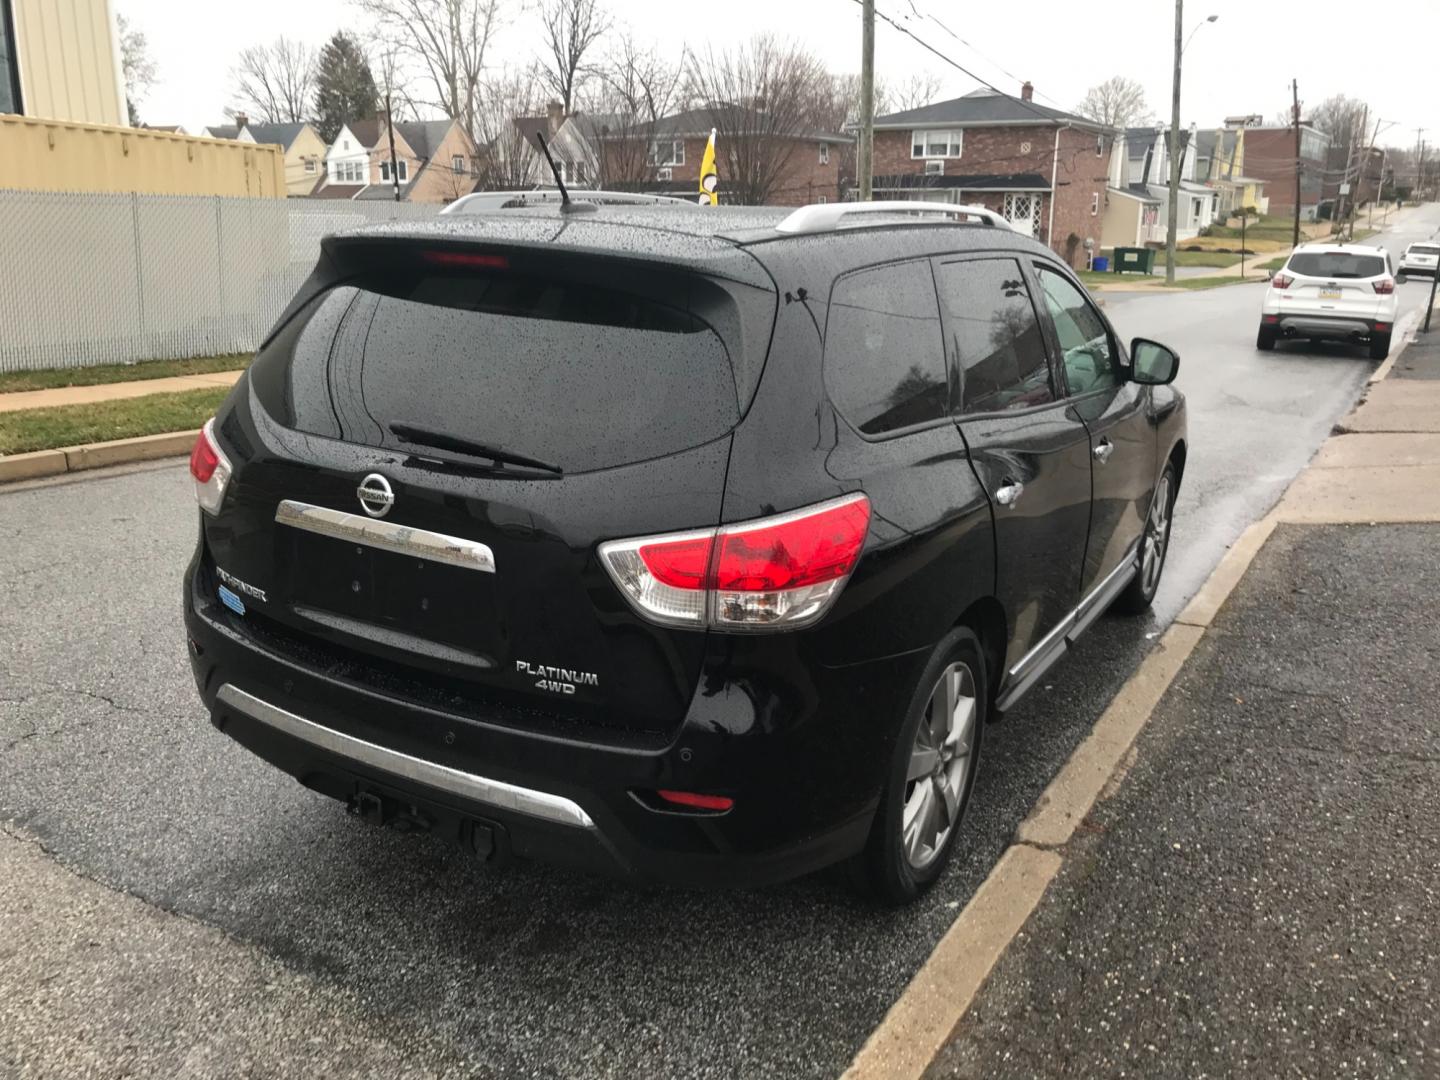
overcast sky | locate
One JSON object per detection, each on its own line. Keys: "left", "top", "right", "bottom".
{"left": 122, "top": 0, "right": 1439, "bottom": 151}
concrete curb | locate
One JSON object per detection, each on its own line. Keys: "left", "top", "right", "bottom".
{"left": 842, "top": 845, "right": 1063, "bottom": 1080}
{"left": 0, "top": 429, "right": 197, "bottom": 485}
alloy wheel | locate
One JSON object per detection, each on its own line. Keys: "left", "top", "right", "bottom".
{"left": 901, "top": 661, "right": 978, "bottom": 871}
{"left": 1141, "top": 473, "right": 1173, "bottom": 595}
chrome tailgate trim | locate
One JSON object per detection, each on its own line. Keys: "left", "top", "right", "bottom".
{"left": 275, "top": 500, "right": 496, "bottom": 574}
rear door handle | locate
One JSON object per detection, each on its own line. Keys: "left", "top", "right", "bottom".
{"left": 1093, "top": 438, "right": 1115, "bottom": 464}
{"left": 995, "top": 480, "right": 1024, "bottom": 507}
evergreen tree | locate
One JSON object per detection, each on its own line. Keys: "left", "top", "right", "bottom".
{"left": 312, "top": 32, "right": 378, "bottom": 142}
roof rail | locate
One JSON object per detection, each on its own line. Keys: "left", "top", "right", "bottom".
{"left": 774, "top": 201, "right": 1012, "bottom": 235}
{"left": 441, "top": 189, "right": 694, "bottom": 215}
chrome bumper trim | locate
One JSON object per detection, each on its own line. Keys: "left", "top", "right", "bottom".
{"left": 274, "top": 500, "right": 496, "bottom": 574}
{"left": 215, "top": 684, "right": 594, "bottom": 829}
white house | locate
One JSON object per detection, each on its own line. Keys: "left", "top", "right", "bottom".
{"left": 1102, "top": 124, "right": 1220, "bottom": 249}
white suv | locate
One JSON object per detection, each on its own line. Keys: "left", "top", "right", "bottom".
{"left": 1398, "top": 241, "right": 1440, "bottom": 278}
{"left": 1258, "top": 243, "right": 1398, "bottom": 360}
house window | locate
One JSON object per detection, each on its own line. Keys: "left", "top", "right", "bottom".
{"left": 397, "top": 159, "right": 408, "bottom": 182}
{"left": 305, "top": 158, "right": 316, "bottom": 173}
{"left": 1096, "top": 135, "right": 1105, "bottom": 157}
{"left": 911, "top": 129, "right": 963, "bottom": 159}
{"left": 1192, "top": 197, "right": 1203, "bottom": 218}
{"left": 1091, "top": 192, "right": 1100, "bottom": 216}
{"left": 819, "top": 142, "right": 830, "bottom": 165}
{"left": 817, "top": 195, "right": 828, "bottom": 204}
{"left": 380, "top": 160, "right": 390, "bottom": 182}
{"left": 342, "top": 139, "right": 350, "bottom": 150}
{"left": 452, "top": 154, "right": 465, "bottom": 174}
{"left": 924, "top": 160, "right": 944, "bottom": 176}
{"left": 647, "top": 139, "right": 685, "bottom": 167}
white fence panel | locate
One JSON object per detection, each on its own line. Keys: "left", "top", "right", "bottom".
{"left": 0, "top": 189, "right": 439, "bottom": 373}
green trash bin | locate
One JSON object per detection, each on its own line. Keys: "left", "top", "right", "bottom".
{"left": 1113, "top": 247, "right": 1156, "bottom": 274}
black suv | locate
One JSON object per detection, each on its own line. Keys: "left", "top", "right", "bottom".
{"left": 183, "top": 202, "right": 1187, "bottom": 903}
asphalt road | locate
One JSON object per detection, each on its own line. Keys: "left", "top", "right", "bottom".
{"left": 1, "top": 208, "right": 1434, "bottom": 1078}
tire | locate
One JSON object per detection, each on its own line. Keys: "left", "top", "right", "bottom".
{"left": 1369, "top": 332, "right": 1391, "bottom": 361}
{"left": 1113, "top": 462, "right": 1177, "bottom": 615}
{"left": 1256, "top": 325, "right": 1277, "bottom": 351}
{"left": 855, "top": 627, "right": 986, "bottom": 906}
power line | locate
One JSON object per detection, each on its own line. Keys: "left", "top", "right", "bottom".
{"left": 897, "top": 0, "right": 1067, "bottom": 110}
{"left": 846, "top": 0, "right": 1072, "bottom": 128}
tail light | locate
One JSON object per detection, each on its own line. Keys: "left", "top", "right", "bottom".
{"left": 1271, "top": 272, "right": 1294, "bottom": 289}
{"left": 598, "top": 493, "right": 871, "bottom": 631}
{"left": 1373, "top": 278, "right": 1395, "bottom": 295}
{"left": 189, "top": 418, "right": 233, "bottom": 515}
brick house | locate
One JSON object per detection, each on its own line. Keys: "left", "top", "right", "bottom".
{"left": 1242, "top": 124, "right": 1332, "bottom": 221}
{"left": 504, "top": 103, "right": 849, "bottom": 207}
{"left": 868, "top": 84, "right": 1114, "bottom": 267}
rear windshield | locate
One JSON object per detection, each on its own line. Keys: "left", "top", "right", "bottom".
{"left": 1410, "top": 244, "right": 1440, "bottom": 255}
{"left": 251, "top": 269, "right": 744, "bottom": 472}
{"left": 1287, "top": 252, "right": 1386, "bottom": 279}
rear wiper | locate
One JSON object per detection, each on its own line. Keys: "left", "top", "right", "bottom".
{"left": 390, "top": 422, "right": 563, "bottom": 475}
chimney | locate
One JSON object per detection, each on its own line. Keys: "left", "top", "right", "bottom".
{"left": 546, "top": 101, "right": 564, "bottom": 133}
{"left": 234, "top": 111, "right": 249, "bottom": 131}
{"left": 1020, "top": 82, "right": 1033, "bottom": 103}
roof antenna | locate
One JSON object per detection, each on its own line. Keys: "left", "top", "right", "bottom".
{"left": 535, "top": 131, "right": 595, "bottom": 215}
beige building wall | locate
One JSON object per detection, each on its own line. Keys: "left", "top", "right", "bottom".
{"left": 0, "top": 114, "right": 286, "bottom": 197}
{"left": 11, "top": 0, "right": 125, "bottom": 126}
{"left": 408, "top": 123, "right": 480, "bottom": 204}
{"left": 1100, "top": 193, "right": 1143, "bottom": 250}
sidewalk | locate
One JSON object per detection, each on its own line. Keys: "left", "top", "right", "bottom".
{"left": 925, "top": 328, "right": 1440, "bottom": 1076}
{"left": 0, "top": 369, "right": 242, "bottom": 414}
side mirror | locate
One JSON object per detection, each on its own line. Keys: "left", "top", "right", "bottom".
{"left": 1130, "top": 338, "right": 1180, "bottom": 385}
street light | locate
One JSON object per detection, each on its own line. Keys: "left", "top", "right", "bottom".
{"left": 1166, "top": 7, "right": 1218, "bottom": 285}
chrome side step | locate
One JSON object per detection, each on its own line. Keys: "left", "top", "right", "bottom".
{"left": 215, "top": 684, "right": 594, "bottom": 829}
{"left": 995, "top": 546, "right": 1139, "bottom": 714}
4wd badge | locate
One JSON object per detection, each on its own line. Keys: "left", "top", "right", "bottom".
{"left": 516, "top": 660, "right": 599, "bottom": 695}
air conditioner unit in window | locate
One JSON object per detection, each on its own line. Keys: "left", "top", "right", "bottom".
{"left": 924, "top": 160, "right": 944, "bottom": 176}
{"left": 656, "top": 167, "right": 673, "bottom": 181}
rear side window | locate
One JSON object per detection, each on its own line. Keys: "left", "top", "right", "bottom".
{"left": 251, "top": 268, "right": 743, "bottom": 473}
{"left": 825, "top": 260, "right": 947, "bottom": 436}
{"left": 1287, "top": 252, "right": 1386, "bottom": 279}
{"left": 933, "top": 257, "right": 1054, "bottom": 414}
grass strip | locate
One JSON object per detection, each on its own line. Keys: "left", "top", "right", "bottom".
{"left": 0, "top": 354, "right": 250, "bottom": 394}
{"left": 0, "top": 387, "right": 229, "bottom": 455}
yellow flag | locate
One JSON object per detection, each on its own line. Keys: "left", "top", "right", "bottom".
{"left": 698, "top": 128, "right": 718, "bottom": 206}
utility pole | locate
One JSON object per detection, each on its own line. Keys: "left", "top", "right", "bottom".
{"left": 858, "top": 0, "right": 875, "bottom": 202}
{"left": 1165, "top": 0, "right": 1183, "bottom": 287}
{"left": 386, "top": 92, "right": 400, "bottom": 203}
{"left": 1414, "top": 129, "right": 1425, "bottom": 201}
{"left": 1292, "top": 79, "right": 1302, "bottom": 248}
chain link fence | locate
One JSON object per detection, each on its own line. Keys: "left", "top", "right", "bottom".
{"left": 0, "top": 190, "right": 437, "bottom": 373}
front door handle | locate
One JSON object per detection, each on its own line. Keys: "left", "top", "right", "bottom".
{"left": 1093, "top": 438, "right": 1115, "bottom": 464}
{"left": 995, "top": 480, "right": 1024, "bottom": 507}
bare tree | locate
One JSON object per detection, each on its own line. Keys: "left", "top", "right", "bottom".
{"left": 117, "top": 13, "right": 157, "bottom": 125}
{"left": 1307, "top": 94, "right": 1369, "bottom": 147}
{"left": 683, "top": 35, "right": 831, "bottom": 205}
{"left": 352, "top": 0, "right": 504, "bottom": 140}
{"left": 232, "top": 39, "right": 313, "bottom": 125}
{"left": 233, "top": 37, "right": 316, "bottom": 124}
{"left": 472, "top": 67, "right": 542, "bottom": 189}
{"left": 589, "top": 34, "right": 683, "bottom": 188}
{"left": 1075, "top": 76, "right": 1152, "bottom": 130}
{"left": 882, "top": 71, "right": 944, "bottom": 115}
{"left": 538, "top": 0, "right": 611, "bottom": 114}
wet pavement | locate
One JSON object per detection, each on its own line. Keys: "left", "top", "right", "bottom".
{"left": 928, "top": 523, "right": 1440, "bottom": 1079}
{"left": 3, "top": 207, "right": 1436, "bottom": 1076}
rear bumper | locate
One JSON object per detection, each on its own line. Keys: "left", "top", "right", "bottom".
{"left": 183, "top": 547, "right": 922, "bottom": 888}
{"left": 1262, "top": 312, "right": 1390, "bottom": 340}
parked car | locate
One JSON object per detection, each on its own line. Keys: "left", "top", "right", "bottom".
{"left": 1398, "top": 240, "right": 1440, "bottom": 278}
{"left": 1258, "top": 242, "right": 1398, "bottom": 359}
{"left": 183, "top": 201, "right": 1187, "bottom": 903}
